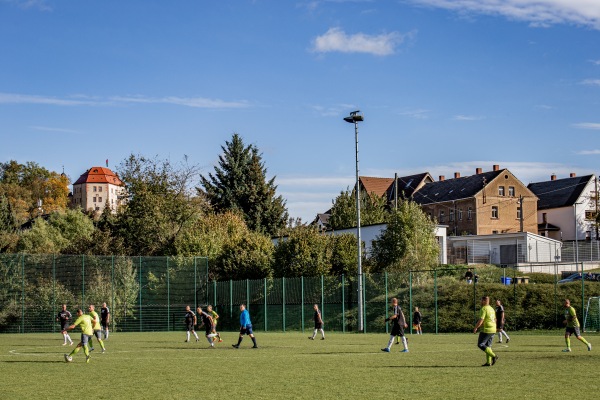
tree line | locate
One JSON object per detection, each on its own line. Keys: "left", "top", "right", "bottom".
{"left": 0, "top": 133, "right": 440, "bottom": 280}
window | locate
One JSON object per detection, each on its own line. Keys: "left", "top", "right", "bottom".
{"left": 99, "top": 186, "right": 102, "bottom": 192}
{"left": 458, "top": 209, "right": 463, "bottom": 221}
{"left": 508, "top": 186, "right": 515, "bottom": 197}
{"left": 93, "top": 186, "right": 97, "bottom": 192}
{"left": 99, "top": 197, "right": 102, "bottom": 203}
{"left": 517, "top": 207, "right": 521, "bottom": 219}
{"left": 585, "top": 210, "right": 597, "bottom": 220}
{"left": 467, "top": 207, "right": 472, "bottom": 220}
{"left": 491, "top": 206, "right": 498, "bottom": 218}
{"left": 492, "top": 230, "right": 498, "bottom": 234}
{"left": 449, "top": 210, "right": 454, "bottom": 222}
{"left": 439, "top": 210, "right": 445, "bottom": 223}
{"left": 498, "top": 186, "right": 505, "bottom": 196}
{"left": 93, "top": 197, "right": 97, "bottom": 203}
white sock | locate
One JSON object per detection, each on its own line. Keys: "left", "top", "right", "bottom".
{"left": 186, "top": 331, "right": 190, "bottom": 341}
{"left": 386, "top": 335, "right": 395, "bottom": 349}
{"left": 312, "top": 329, "right": 317, "bottom": 339}
{"left": 207, "top": 333, "right": 217, "bottom": 338}
{"left": 206, "top": 337, "right": 213, "bottom": 345}
{"left": 105, "top": 330, "right": 109, "bottom": 339}
{"left": 503, "top": 331, "right": 510, "bottom": 340}
{"left": 66, "top": 333, "right": 72, "bottom": 343}
{"left": 498, "top": 332, "right": 502, "bottom": 342}
{"left": 402, "top": 336, "right": 408, "bottom": 350}
{"left": 320, "top": 329, "right": 325, "bottom": 338}
{"left": 193, "top": 332, "right": 199, "bottom": 340}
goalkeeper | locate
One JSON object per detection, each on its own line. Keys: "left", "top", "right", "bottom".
{"left": 381, "top": 297, "right": 409, "bottom": 353}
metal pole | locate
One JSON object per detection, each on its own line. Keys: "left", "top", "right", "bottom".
{"left": 111, "top": 256, "right": 114, "bottom": 331}
{"left": 21, "top": 254, "right": 25, "bottom": 333}
{"left": 434, "top": 269, "right": 438, "bottom": 334}
{"left": 354, "top": 119, "right": 364, "bottom": 333}
{"left": 139, "top": 256, "right": 142, "bottom": 332}
{"left": 581, "top": 262, "right": 585, "bottom": 321}
{"left": 409, "top": 271, "right": 412, "bottom": 335}
{"left": 385, "top": 271, "right": 389, "bottom": 334}
{"left": 52, "top": 254, "right": 56, "bottom": 334}
{"left": 321, "top": 275, "right": 325, "bottom": 323}
{"left": 282, "top": 277, "right": 286, "bottom": 332}
{"left": 341, "top": 274, "right": 345, "bottom": 333}
{"left": 167, "top": 257, "right": 170, "bottom": 332}
{"left": 229, "top": 279, "right": 233, "bottom": 318}
{"left": 264, "top": 278, "right": 268, "bottom": 332}
{"left": 246, "top": 279, "right": 250, "bottom": 311}
{"left": 575, "top": 204, "right": 579, "bottom": 267}
{"left": 206, "top": 258, "right": 209, "bottom": 305}
{"left": 194, "top": 257, "right": 197, "bottom": 309}
{"left": 363, "top": 273, "right": 367, "bottom": 333}
{"left": 301, "top": 276, "right": 305, "bottom": 333}
{"left": 82, "top": 255, "right": 85, "bottom": 308}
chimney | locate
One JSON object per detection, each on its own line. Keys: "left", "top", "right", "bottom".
{"left": 542, "top": 213, "right": 547, "bottom": 224}
{"left": 493, "top": 164, "right": 500, "bottom": 171}
{"left": 476, "top": 168, "right": 482, "bottom": 175}
{"left": 454, "top": 172, "right": 461, "bottom": 179}
{"left": 551, "top": 174, "right": 556, "bottom": 181}
{"left": 570, "top": 172, "right": 576, "bottom": 178}
{"left": 439, "top": 175, "right": 445, "bottom": 181}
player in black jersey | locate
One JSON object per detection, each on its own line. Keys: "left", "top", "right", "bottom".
{"left": 308, "top": 304, "right": 325, "bottom": 340}
{"left": 382, "top": 298, "right": 409, "bottom": 353}
{"left": 197, "top": 306, "right": 218, "bottom": 347}
{"left": 57, "top": 304, "right": 74, "bottom": 345}
{"left": 495, "top": 299, "right": 510, "bottom": 343}
{"left": 184, "top": 305, "right": 199, "bottom": 342}
{"left": 100, "top": 302, "right": 110, "bottom": 340}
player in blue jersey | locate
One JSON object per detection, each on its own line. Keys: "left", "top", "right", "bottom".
{"left": 232, "top": 304, "right": 258, "bottom": 348}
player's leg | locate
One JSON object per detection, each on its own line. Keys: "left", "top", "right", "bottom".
{"left": 399, "top": 329, "right": 408, "bottom": 352}
{"left": 382, "top": 335, "right": 395, "bottom": 352}
{"left": 95, "top": 330, "right": 106, "bottom": 352}
{"left": 501, "top": 329, "right": 510, "bottom": 342}
{"left": 575, "top": 326, "right": 591, "bottom": 350}
{"left": 564, "top": 329, "right": 572, "bottom": 351}
{"left": 186, "top": 327, "right": 191, "bottom": 342}
{"left": 319, "top": 328, "right": 325, "bottom": 339}
{"left": 233, "top": 328, "right": 245, "bottom": 347}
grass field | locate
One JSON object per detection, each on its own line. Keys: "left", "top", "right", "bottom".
{"left": 1, "top": 331, "right": 599, "bottom": 399}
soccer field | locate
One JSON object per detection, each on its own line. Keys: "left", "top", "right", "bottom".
{"left": 1, "top": 331, "right": 598, "bottom": 399}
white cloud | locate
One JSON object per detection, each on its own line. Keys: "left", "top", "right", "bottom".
{"left": 453, "top": 114, "right": 484, "bottom": 121}
{"left": 409, "top": 0, "right": 600, "bottom": 29}
{"left": 2, "top": 0, "right": 52, "bottom": 11}
{"left": 581, "top": 79, "right": 600, "bottom": 86}
{"left": 29, "top": 125, "right": 79, "bottom": 134}
{"left": 589, "top": 59, "right": 600, "bottom": 65}
{"left": 310, "top": 103, "right": 357, "bottom": 117}
{"left": 0, "top": 92, "right": 250, "bottom": 109}
{"left": 573, "top": 122, "right": 600, "bottom": 130}
{"left": 312, "top": 27, "right": 411, "bottom": 56}
{"left": 398, "top": 108, "right": 430, "bottom": 119}
{"left": 577, "top": 149, "right": 600, "bottom": 155}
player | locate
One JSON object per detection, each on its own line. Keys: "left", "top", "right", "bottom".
{"left": 100, "top": 302, "right": 110, "bottom": 339}
{"left": 308, "top": 304, "right": 325, "bottom": 340}
{"left": 562, "top": 298, "right": 592, "bottom": 352}
{"left": 64, "top": 309, "right": 94, "bottom": 363}
{"left": 88, "top": 304, "right": 106, "bottom": 353}
{"left": 196, "top": 306, "right": 218, "bottom": 347}
{"left": 184, "top": 305, "right": 199, "bottom": 343}
{"left": 381, "top": 297, "right": 409, "bottom": 353}
{"left": 473, "top": 296, "right": 498, "bottom": 366}
{"left": 56, "top": 304, "right": 74, "bottom": 346}
{"left": 206, "top": 305, "right": 222, "bottom": 342}
{"left": 232, "top": 304, "right": 258, "bottom": 348}
{"left": 413, "top": 306, "right": 422, "bottom": 335}
{"left": 495, "top": 299, "right": 510, "bottom": 343}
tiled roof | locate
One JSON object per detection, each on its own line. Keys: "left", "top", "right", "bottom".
{"left": 73, "top": 166, "right": 123, "bottom": 186}
{"left": 527, "top": 175, "right": 594, "bottom": 210}
{"left": 359, "top": 176, "right": 394, "bottom": 197}
{"left": 390, "top": 172, "right": 434, "bottom": 200}
{"left": 412, "top": 170, "right": 505, "bottom": 205}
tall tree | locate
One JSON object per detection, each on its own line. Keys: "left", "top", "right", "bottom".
{"left": 328, "top": 188, "right": 387, "bottom": 230}
{"left": 199, "top": 133, "right": 288, "bottom": 236}
{"left": 272, "top": 226, "right": 332, "bottom": 277}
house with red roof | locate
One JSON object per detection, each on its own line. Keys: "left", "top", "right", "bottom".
{"left": 72, "top": 166, "right": 125, "bottom": 213}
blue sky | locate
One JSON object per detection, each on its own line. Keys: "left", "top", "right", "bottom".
{"left": 1, "top": 0, "right": 600, "bottom": 222}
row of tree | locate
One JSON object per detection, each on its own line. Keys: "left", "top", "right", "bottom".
{"left": 0, "top": 133, "right": 440, "bottom": 279}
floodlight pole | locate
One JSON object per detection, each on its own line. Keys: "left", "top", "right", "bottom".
{"left": 344, "top": 111, "right": 364, "bottom": 333}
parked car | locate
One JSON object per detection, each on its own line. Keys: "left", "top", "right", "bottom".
{"left": 558, "top": 272, "right": 600, "bottom": 284}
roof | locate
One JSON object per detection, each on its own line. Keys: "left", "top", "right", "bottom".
{"left": 538, "top": 222, "right": 561, "bottom": 232}
{"left": 73, "top": 166, "right": 123, "bottom": 186}
{"left": 359, "top": 176, "right": 394, "bottom": 197}
{"left": 412, "top": 169, "right": 505, "bottom": 205}
{"left": 390, "top": 172, "right": 434, "bottom": 200}
{"left": 527, "top": 175, "right": 594, "bottom": 210}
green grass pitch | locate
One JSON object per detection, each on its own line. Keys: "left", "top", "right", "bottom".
{"left": 1, "top": 331, "right": 598, "bottom": 399}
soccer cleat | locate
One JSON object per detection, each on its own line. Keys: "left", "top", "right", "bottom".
{"left": 587, "top": 343, "right": 592, "bottom": 351}
{"left": 321, "top": 337, "right": 325, "bottom": 340}
{"left": 506, "top": 338, "right": 510, "bottom": 343}
{"left": 252, "top": 345, "right": 259, "bottom": 348}
{"left": 86, "top": 355, "right": 91, "bottom": 363}
{"left": 232, "top": 344, "right": 239, "bottom": 348}
{"left": 492, "top": 355, "right": 499, "bottom": 365}
{"left": 64, "top": 354, "right": 72, "bottom": 362}
{"left": 498, "top": 341, "right": 503, "bottom": 344}
{"left": 381, "top": 348, "right": 391, "bottom": 352}
{"left": 401, "top": 349, "right": 409, "bottom": 353}
{"left": 196, "top": 338, "right": 199, "bottom": 342}
{"left": 481, "top": 363, "right": 491, "bottom": 367}
{"left": 89, "top": 347, "right": 95, "bottom": 352}
{"left": 101, "top": 349, "right": 106, "bottom": 354}
{"left": 62, "top": 343, "right": 67, "bottom": 346}
{"left": 562, "top": 348, "right": 572, "bottom": 352}
{"left": 184, "top": 340, "right": 189, "bottom": 343}
{"left": 308, "top": 337, "right": 314, "bottom": 340}
{"left": 218, "top": 339, "right": 223, "bottom": 343}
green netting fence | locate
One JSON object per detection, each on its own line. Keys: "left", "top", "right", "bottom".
{"left": 1, "top": 254, "right": 599, "bottom": 334}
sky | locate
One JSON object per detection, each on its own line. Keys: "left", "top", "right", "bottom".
{"left": 1, "top": 0, "right": 600, "bottom": 223}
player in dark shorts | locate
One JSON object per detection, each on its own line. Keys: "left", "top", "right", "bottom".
{"left": 197, "top": 306, "right": 217, "bottom": 348}
{"left": 309, "top": 304, "right": 325, "bottom": 340}
{"left": 413, "top": 306, "right": 422, "bottom": 335}
{"left": 563, "top": 298, "right": 592, "bottom": 352}
{"left": 232, "top": 304, "right": 258, "bottom": 348}
{"left": 382, "top": 297, "right": 409, "bottom": 353}
{"left": 495, "top": 299, "right": 510, "bottom": 343}
{"left": 184, "top": 305, "right": 199, "bottom": 343}
{"left": 56, "top": 304, "right": 74, "bottom": 345}
{"left": 100, "top": 302, "right": 110, "bottom": 340}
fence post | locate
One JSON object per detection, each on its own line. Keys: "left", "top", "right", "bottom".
{"left": 246, "top": 279, "right": 250, "bottom": 310}
{"left": 554, "top": 263, "right": 558, "bottom": 328}
{"left": 301, "top": 276, "right": 305, "bottom": 333}
{"left": 139, "top": 256, "right": 142, "bottom": 332}
{"left": 434, "top": 269, "right": 438, "bottom": 334}
{"left": 213, "top": 280, "right": 217, "bottom": 309}
{"left": 385, "top": 271, "right": 389, "bottom": 334}
{"left": 206, "top": 257, "right": 209, "bottom": 305}
{"left": 264, "top": 278, "right": 267, "bottom": 332}
{"left": 52, "top": 254, "right": 56, "bottom": 334}
{"left": 111, "top": 256, "right": 115, "bottom": 332}
{"left": 408, "top": 271, "right": 412, "bottom": 335}
{"left": 581, "top": 262, "right": 585, "bottom": 320}
{"left": 282, "top": 277, "right": 286, "bottom": 332}
{"left": 229, "top": 280, "right": 233, "bottom": 318}
{"left": 167, "top": 257, "right": 170, "bottom": 332}
{"left": 82, "top": 254, "right": 85, "bottom": 308}
{"left": 21, "top": 254, "right": 25, "bottom": 334}
{"left": 194, "top": 258, "right": 197, "bottom": 310}
{"left": 363, "top": 273, "right": 367, "bottom": 333}
{"left": 341, "top": 274, "right": 345, "bottom": 333}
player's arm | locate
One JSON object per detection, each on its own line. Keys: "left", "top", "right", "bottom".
{"left": 473, "top": 318, "right": 484, "bottom": 333}
{"left": 400, "top": 311, "right": 408, "bottom": 328}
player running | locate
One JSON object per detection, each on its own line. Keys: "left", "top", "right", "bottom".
{"left": 206, "top": 305, "right": 222, "bottom": 342}
{"left": 381, "top": 297, "right": 409, "bottom": 353}
{"left": 308, "top": 304, "right": 325, "bottom": 340}
{"left": 100, "top": 302, "right": 110, "bottom": 340}
{"left": 184, "top": 305, "right": 199, "bottom": 343}
{"left": 88, "top": 304, "right": 106, "bottom": 353}
{"left": 232, "top": 304, "right": 258, "bottom": 348}
{"left": 64, "top": 309, "right": 94, "bottom": 363}
{"left": 197, "top": 306, "right": 218, "bottom": 347}
{"left": 473, "top": 296, "right": 498, "bottom": 367}
{"left": 495, "top": 299, "right": 510, "bottom": 343}
{"left": 562, "top": 299, "right": 592, "bottom": 352}
{"left": 56, "top": 304, "right": 74, "bottom": 346}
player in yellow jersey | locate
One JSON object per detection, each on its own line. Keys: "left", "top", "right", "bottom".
{"left": 473, "top": 296, "right": 498, "bottom": 366}
{"left": 562, "top": 299, "right": 592, "bottom": 352}
{"left": 64, "top": 309, "right": 94, "bottom": 363}
{"left": 88, "top": 304, "right": 106, "bottom": 353}
{"left": 207, "top": 305, "right": 222, "bottom": 342}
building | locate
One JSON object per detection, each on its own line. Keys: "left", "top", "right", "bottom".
{"left": 528, "top": 173, "right": 598, "bottom": 241}
{"left": 412, "top": 165, "right": 538, "bottom": 236}
{"left": 72, "top": 166, "right": 125, "bottom": 213}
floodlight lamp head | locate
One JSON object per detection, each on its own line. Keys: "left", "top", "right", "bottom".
{"left": 343, "top": 110, "right": 364, "bottom": 123}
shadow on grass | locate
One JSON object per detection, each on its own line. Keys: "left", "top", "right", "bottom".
{"left": 374, "top": 365, "right": 474, "bottom": 369}
{"left": 1, "top": 360, "right": 65, "bottom": 364}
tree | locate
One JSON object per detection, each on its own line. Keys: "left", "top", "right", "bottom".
{"left": 369, "top": 200, "right": 439, "bottom": 272}
{"left": 272, "top": 226, "right": 332, "bottom": 277}
{"left": 0, "top": 194, "right": 19, "bottom": 252}
{"left": 215, "top": 231, "right": 274, "bottom": 280}
{"left": 330, "top": 233, "right": 358, "bottom": 276}
{"left": 115, "top": 154, "right": 206, "bottom": 256}
{"left": 328, "top": 188, "right": 387, "bottom": 230}
{"left": 199, "top": 133, "right": 288, "bottom": 236}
